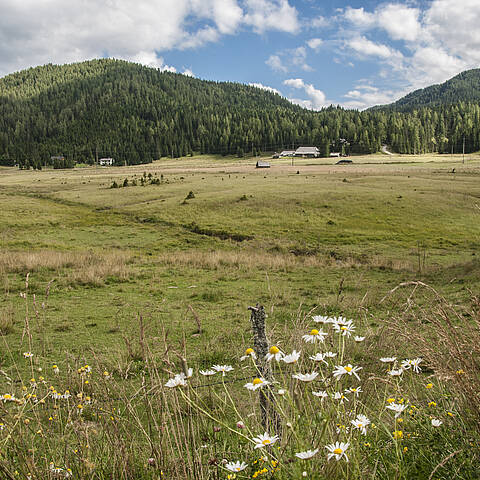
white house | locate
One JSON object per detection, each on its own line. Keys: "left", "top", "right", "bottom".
{"left": 99, "top": 158, "right": 114, "bottom": 166}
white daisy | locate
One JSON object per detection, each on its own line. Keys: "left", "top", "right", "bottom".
{"left": 312, "top": 315, "right": 333, "bottom": 324}
{"left": 199, "top": 369, "right": 216, "bottom": 376}
{"left": 282, "top": 350, "right": 301, "bottom": 364}
{"left": 309, "top": 352, "right": 337, "bottom": 364}
{"left": 386, "top": 402, "right": 407, "bottom": 418}
{"left": 387, "top": 368, "right": 404, "bottom": 376}
{"left": 295, "top": 449, "right": 319, "bottom": 459}
{"left": 265, "top": 346, "right": 284, "bottom": 362}
{"left": 431, "top": 419, "right": 443, "bottom": 427}
{"left": 225, "top": 461, "right": 248, "bottom": 472}
{"left": 332, "top": 364, "right": 362, "bottom": 381}
{"left": 380, "top": 357, "right": 397, "bottom": 363}
{"left": 401, "top": 358, "right": 422, "bottom": 373}
{"left": 244, "top": 378, "right": 271, "bottom": 391}
{"left": 292, "top": 372, "right": 318, "bottom": 382}
{"left": 302, "top": 328, "right": 328, "bottom": 343}
{"left": 354, "top": 336, "right": 365, "bottom": 342}
{"left": 332, "top": 391, "right": 349, "bottom": 403}
{"left": 325, "top": 442, "right": 349, "bottom": 462}
{"left": 240, "top": 348, "right": 257, "bottom": 361}
{"left": 23, "top": 352, "right": 33, "bottom": 358}
{"left": 351, "top": 414, "right": 370, "bottom": 435}
{"left": 212, "top": 365, "right": 234, "bottom": 376}
{"left": 332, "top": 320, "right": 356, "bottom": 337}
{"left": 165, "top": 373, "right": 187, "bottom": 388}
{"left": 252, "top": 432, "right": 279, "bottom": 448}
{"left": 312, "top": 390, "right": 328, "bottom": 399}
{"left": 345, "top": 386, "right": 363, "bottom": 396}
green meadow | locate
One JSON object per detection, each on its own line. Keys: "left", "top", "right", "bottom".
{"left": 1, "top": 152, "right": 480, "bottom": 479}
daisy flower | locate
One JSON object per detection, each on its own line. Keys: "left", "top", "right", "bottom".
{"left": 292, "top": 372, "right": 318, "bottom": 382}
{"left": 265, "top": 346, "right": 284, "bottom": 362}
{"left": 387, "top": 368, "right": 403, "bottom": 376}
{"left": 23, "top": 352, "right": 33, "bottom": 358}
{"left": 333, "top": 320, "right": 355, "bottom": 337}
{"left": 302, "top": 329, "right": 328, "bottom": 344}
{"left": 332, "top": 364, "right": 362, "bottom": 381}
{"left": 165, "top": 373, "right": 187, "bottom": 388}
{"left": 386, "top": 402, "right": 407, "bottom": 418}
{"left": 240, "top": 348, "right": 257, "bottom": 361}
{"left": 401, "top": 358, "right": 422, "bottom": 373}
{"left": 225, "top": 461, "right": 248, "bottom": 472}
{"left": 325, "top": 442, "right": 349, "bottom": 462}
{"left": 312, "top": 315, "right": 333, "bottom": 324}
{"left": 431, "top": 419, "right": 443, "bottom": 427}
{"left": 199, "top": 370, "right": 216, "bottom": 376}
{"left": 351, "top": 415, "right": 370, "bottom": 435}
{"left": 212, "top": 365, "right": 234, "bottom": 376}
{"left": 252, "top": 432, "right": 279, "bottom": 448}
{"left": 309, "top": 352, "right": 337, "bottom": 364}
{"left": 354, "top": 336, "right": 365, "bottom": 342}
{"left": 282, "top": 350, "right": 301, "bottom": 364}
{"left": 295, "top": 449, "right": 319, "bottom": 459}
{"left": 345, "top": 386, "right": 363, "bottom": 397}
{"left": 244, "top": 378, "right": 271, "bottom": 391}
{"left": 312, "top": 390, "right": 328, "bottom": 399}
{"left": 332, "top": 391, "right": 348, "bottom": 403}
{"left": 52, "top": 365, "right": 60, "bottom": 374}
{"left": 380, "top": 357, "right": 397, "bottom": 363}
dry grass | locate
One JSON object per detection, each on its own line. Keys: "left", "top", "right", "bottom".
{"left": 0, "top": 250, "right": 133, "bottom": 286}
{"left": 155, "top": 249, "right": 415, "bottom": 272}
{"left": 0, "top": 302, "right": 15, "bottom": 334}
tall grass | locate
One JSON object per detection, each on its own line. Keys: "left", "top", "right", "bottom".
{"left": 1, "top": 282, "right": 479, "bottom": 479}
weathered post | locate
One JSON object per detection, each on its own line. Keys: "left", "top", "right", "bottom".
{"left": 248, "top": 304, "right": 281, "bottom": 435}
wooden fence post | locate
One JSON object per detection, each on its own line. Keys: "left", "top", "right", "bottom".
{"left": 248, "top": 304, "right": 281, "bottom": 435}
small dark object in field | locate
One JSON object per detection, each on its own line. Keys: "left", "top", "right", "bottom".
{"left": 327, "top": 220, "right": 335, "bottom": 225}
{"left": 397, "top": 195, "right": 402, "bottom": 198}
{"left": 110, "top": 180, "right": 118, "bottom": 188}
{"left": 123, "top": 178, "right": 129, "bottom": 187}
{"left": 296, "top": 170, "right": 300, "bottom": 174}
{"left": 186, "top": 191, "right": 195, "bottom": 199}
{"left": 342, "top": 178, "right": 348, "bottom": 182}
{"left": 239, "top": 194, "right": 248, "bottom": 201}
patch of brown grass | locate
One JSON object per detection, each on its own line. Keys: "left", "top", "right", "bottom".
{"left": 0, "top": 250, "right": 133, "bottom": 286}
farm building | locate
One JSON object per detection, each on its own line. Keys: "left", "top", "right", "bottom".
{"left": 256, "top": 160, "right": 270, "bottom": 168}
{"left": 294, "top": 146, "right": 320, "bottom": 158}
{"left": 273, "top": 150, "right": 295, "bottom": 158}
{"left": 99, "top": 158, "right": 114, "bottom": 166}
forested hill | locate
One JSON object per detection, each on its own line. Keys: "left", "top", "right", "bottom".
{"left": 2, "top": 59, "right": 480, "bottom": 168}
{"left": 375, "top": 69, "right": 480, "bottom": 112}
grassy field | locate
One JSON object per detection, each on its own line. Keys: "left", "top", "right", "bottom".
{"left": 1, "top": 152, "right": 480, "bottom": 479}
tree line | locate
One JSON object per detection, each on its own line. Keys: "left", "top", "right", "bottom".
{"left": 1, "top": 59, "right": 480, "bottom": 168}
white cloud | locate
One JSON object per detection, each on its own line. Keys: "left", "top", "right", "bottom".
{"left": 307, "top": 38, "right": 323, "bottom": 51}
{"left": 0, "top": 0, "right": 299, "bottom": 76}
{"left": 248, "top": 82, "right": 281, "bottom": 95}
{"left": 244, "top": 0, "right": 299, "bottom": 34}
{"left": 129, "top": 52, "right": 177, "bottom": 71}
{"left": 266, "top": 54, "right": 287, "bottom": 73}
{"left": 311, "top": 16, "right": 328, "bottom": 28}
{"left": 347, "top": 36, "right": 400, "bottom": 60}
{"left": 338, "top": 0, "right": 480, "bottom": 105}
{"left": 283, "top": 78, "right": 330, "bottom": 110}
{"left": 182, "top": 68, "right": 195, "bottom": 77}
{"left": 343, "top": 84, "right": 405, "bottom": 110}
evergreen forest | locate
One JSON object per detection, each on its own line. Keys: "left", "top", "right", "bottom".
{"left": 1, "top": 59, "right": 480, "bottom": 168}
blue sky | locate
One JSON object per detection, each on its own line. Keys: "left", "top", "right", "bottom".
{"left": 1, "top": 0, "right": 480, "bottom": 109}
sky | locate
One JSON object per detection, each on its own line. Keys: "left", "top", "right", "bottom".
{"left": 1, "top": 0, "right": 480, "bottom": 109}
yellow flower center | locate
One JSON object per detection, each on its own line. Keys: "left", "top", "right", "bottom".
{"left": 386, "top": 398, "right": 395, "bottom": 403}
{"left": 4, "top": 394, "right": 11, "bottom": 400}
{"left": 245, "top": 348, "right": 254, "bottom": 355}
{"left": 341, "top": 326, "right": 348, "bottom": 330}
{"left": 269, "top": 346, "right": 280, "bottom": 354}
{"left": 426, "top": 383, "right": 433, "bottom": 389}
{"left": 345, "top": 366, "right": 352, "bottom": 372}
{"left": 252, "top": 378, "right": 263, "bottom": 385}
{"left": 393, "top": 430, "right": 403, "bottom": 439}
{"left": 310, "top": 329, "right": 319, "bottom": 335}
{"left": 333, "top": 448, "right": 343, "bottom": 454}
{"left": 262, "top": 439, "right": 271, "bottom": 445}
